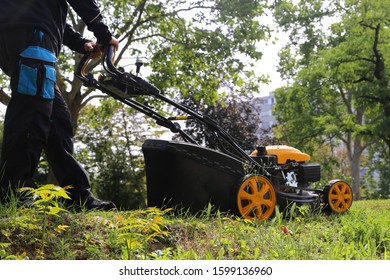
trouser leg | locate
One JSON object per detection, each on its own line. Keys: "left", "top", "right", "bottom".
{"left": 45, "top": 90, "right": 116, "bottom": 210}
{"left": 0, "top": 95, "right": 52, "bottom": 190}
{"left": 45, "top": 88, "right": 93, "bottom": 201}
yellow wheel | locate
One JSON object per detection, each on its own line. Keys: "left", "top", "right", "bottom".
{"left": 233, "top": 175, "right": 276, "bottom": 220}
{"left": 324, "top": 180, "right": 353, "bottom": 213}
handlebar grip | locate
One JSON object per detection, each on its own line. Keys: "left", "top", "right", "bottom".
{"left": 75, "top": 53, "right": 91, "bottom": 82}
{"left": 104, "top": 45, "right": 122, "bottom": 76}
{"left": 105, "top": 45, "right": 161, "bottom": 95}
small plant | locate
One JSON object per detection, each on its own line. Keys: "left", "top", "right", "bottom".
{"left": 19, "top": 184, "right": 71, "bottom": 253}
{"left": 0, "top": 243, "right": 16, "bottom": 260}
{"left": 116, "top": 208, "right": 172, "bottom": 260}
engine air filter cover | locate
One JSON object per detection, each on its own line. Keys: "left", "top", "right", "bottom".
{"left": 298, "top": 163, "right": 321, "bottom": 183}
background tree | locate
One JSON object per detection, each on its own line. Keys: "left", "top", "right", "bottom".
{"left": 74, "top": 98, "right": 166, "bottom": 209}
{"left": 174, "top": 85, "right": 262, "bottom": 157}
{"left": 272, "top": 0, "right": 390, "bottom": 199}
{"left": 362, "top": 141, "right": 390, "bottom": 199}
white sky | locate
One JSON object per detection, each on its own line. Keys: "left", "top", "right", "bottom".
{"left": 254, "top": 14, "right": 289, "bottom": 96}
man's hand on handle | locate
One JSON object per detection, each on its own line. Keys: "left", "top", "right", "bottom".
{"left": 84, "top": 37, "right": 119, "bottom": 59}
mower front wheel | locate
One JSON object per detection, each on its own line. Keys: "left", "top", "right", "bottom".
{"left": 232, "top": 174, "right": 276, "bottom": 220}
{"left": 323, "top": 180, "right": 353, "bottom": 213}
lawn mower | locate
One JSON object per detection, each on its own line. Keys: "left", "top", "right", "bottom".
{"left": 76, "top": 46, "right": 353, "bottom": 220}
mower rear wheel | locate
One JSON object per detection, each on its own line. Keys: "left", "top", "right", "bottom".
{"left": 233, "top": 175, "right": 276, "bottom": 220}
{"left": 323, "top": 180, "right": 353, "bottom": 213}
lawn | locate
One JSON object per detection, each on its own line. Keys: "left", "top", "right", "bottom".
{"left": 0, "top": 194, "right": 389, "bottom": 260}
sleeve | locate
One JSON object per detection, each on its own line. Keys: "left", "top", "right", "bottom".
{"left": 63, "top": 24, "right": 91, "bottom": 54}
{"left": 66, "top": 0, "right": 113, "bottom": 45}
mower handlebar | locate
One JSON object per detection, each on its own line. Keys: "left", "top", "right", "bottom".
{"left": 104, "top": 45, "right": 161, "bottom": 95}
{"left": 103, "top": 45, "right": 123, "bottom": 77}
{"left": 75, "top": 44, "right": 120, "bottom": 85}
{"left": 75, "top": 45, "right": 161, "bottom": 95}
{"left": 75, "top": 52, "right": 92, "bottom": 84}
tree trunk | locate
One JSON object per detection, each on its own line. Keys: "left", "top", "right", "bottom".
{"left": 350, "top": 140, "right": 362, "bottom": 200}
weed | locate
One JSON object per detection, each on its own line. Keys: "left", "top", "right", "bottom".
{"left": 115, "top": 208, "right": 172, "bottom": 260}
{"left": 0, "top": 243, "right": 16, "bottom": 259}
{"left": 19, "top": 184, "right": 71, "bottom": 254}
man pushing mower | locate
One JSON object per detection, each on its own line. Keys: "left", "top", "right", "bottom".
{"left": 0, "top": 0, "right": 119, "bottom": 210}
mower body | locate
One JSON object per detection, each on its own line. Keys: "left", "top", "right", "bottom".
{"left": 143, "top": 140, "right": 324, "bottom": 216}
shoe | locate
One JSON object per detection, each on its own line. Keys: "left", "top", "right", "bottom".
{"left": 17, "top": 197, "right": 36, "bottom": 209}
{"left": 62, "top": 193, "right": 117, "bottom": 212}
{"left": 85, "top": 196, "right": 117, "bottom": 211}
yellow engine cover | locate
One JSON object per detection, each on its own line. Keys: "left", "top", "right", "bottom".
{"left": 266, "top": 145, "right": 310, "bottom": 164}
{"left": 251, "top": 145, "right": 311, "bottom": 164}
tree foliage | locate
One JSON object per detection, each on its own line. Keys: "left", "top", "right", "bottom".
{"left": 174, "top": 87, "right": 262, "bottom": 156}
{"left": 74, "top": 99, "right": 164, "bottom": 209}
{"left": 272, "top": 0, "right": 390, "bottom": 198}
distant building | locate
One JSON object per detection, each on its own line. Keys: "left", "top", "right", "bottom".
{"left": 251, "top": 93, "right": 276, "bottom": 139}
{"left": 259, "top": 93, "right": 276, "bottom": 129}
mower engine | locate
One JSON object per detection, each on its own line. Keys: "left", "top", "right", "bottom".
{"left": 250, "top": 145, "right": 321, "bottom": 191}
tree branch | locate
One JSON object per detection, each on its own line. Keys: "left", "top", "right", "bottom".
{"left": 116, "top": 3, "right": 217, "bottom": 64}
{"left": 116, "top": 0, "right": 148, "bottom": 64}
{"left": 372, "top": 23, "right": 386, "bottom": 83}
{"left": 81, "top": 94, "right": 108, "bottom": 108}
{"left": 338, "top": 86, "right": 353, "bottom": 114}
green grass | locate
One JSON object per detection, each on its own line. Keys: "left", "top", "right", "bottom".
{"left": 0, "top": 196, "right": 389, "bottom": 260}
